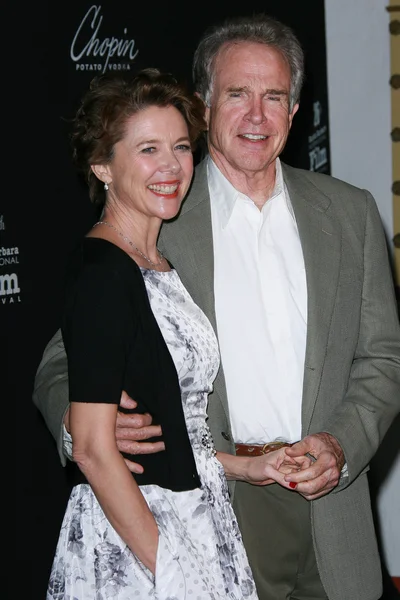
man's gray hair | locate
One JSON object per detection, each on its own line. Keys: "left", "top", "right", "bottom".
{"left": 193, "top": 13, "right": 304, "bottom": 112}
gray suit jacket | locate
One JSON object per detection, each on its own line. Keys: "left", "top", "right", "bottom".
{"left": 33, "top": 158, "right": 400, "bottom": 600}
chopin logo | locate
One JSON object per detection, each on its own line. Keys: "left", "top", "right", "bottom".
{"left": 0, "top": 273, "right": 21, "bottom": 300}
{"left": 71, "top": 5, "right": 139, "bottom": 73}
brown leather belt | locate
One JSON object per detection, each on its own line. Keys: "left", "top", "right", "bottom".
{"left": 235, "top": 441, "right": 294, "bottom": 456}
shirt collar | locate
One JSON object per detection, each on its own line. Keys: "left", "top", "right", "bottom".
{"left": 207, "top": 156, "right": 292, "bottom": 228}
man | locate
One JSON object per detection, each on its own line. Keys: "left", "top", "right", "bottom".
{"left": 33, "top": 13, "right": 400, "bottom": 600}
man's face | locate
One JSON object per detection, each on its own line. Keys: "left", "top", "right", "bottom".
{"left": 205, "top": 41, "right": 299, "bottom": 177}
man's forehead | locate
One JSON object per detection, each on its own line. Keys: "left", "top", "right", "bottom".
{"left": 215, "top": 40, "right": 284, "bottom": 62}
{"left": 214, "top": 42, "right": 290, "bottom": 82}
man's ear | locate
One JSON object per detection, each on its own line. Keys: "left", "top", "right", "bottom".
{"left": 288, "top": 103, "right": 299, "bottom": 129}
{"left": 194, "top": 91, "right": 208, "bottom": 109}
{"left": 91, "top": 164, "right": 111, "bottom": 185}
{"left": 194, "top": 92, "right": 209, "bottom": 129}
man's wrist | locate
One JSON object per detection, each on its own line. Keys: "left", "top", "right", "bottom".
{"left": 321, "top": 432, "right": 345, "bottom": 472}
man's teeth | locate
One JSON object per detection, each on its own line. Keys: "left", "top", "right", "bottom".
{"left": 242, "top": 134, "right": 267, "bottom": 140}
{"left": 148, "top": 184, "right": 179, "bottom": 193}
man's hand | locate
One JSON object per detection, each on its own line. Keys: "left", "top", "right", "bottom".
{"left": 63, "top": 390, "right": 165, "bottom": 474}
{"left": 116, "top": 392, "right": 165, "bottom": 473}
{"left": 283, "top": 432, "right": 345, "bottom": 500}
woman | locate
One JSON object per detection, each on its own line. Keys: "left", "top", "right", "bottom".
{"left": 47, "top": 68, "right": 310, "bottom": 600}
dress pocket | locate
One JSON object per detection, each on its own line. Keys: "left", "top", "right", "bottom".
{"left": 154, "top": 527, "right": 185, "bottom": 598}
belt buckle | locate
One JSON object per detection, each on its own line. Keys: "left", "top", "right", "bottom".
{"left": 261, "top": 441, "right": 287, "bottom": 454}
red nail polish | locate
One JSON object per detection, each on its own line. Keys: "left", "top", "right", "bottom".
{"left": 289, "top": 481, "right": 297, "bottom": 489}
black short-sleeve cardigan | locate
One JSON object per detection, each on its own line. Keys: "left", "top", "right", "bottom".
{"left": 62, "top": 238, "right": 201, "bottom": 492}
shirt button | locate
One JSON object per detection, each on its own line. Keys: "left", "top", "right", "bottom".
{"left": 221, "top": 431, "right": 231, "bottom": 441}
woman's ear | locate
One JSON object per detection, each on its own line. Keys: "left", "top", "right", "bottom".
{"left": 91, "top": 164, "right": 111, "bottom": 185}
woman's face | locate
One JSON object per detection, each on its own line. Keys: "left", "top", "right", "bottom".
{"left": 102, "top": 104, "right": 194, "bottom": 222}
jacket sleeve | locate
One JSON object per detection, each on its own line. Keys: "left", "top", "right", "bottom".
{"left": 325, "top": 191, "right": 400, "bottom": 488}
{"left": 32, "top": 328, "right": 70, "bottom": 466}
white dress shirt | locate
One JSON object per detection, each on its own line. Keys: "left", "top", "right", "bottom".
{"left": 209, "top": 157, "right": 308, "bottom": 444}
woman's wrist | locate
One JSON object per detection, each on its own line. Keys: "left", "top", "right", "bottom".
{"left": 216, "top": 451, "right": 251, "bottom": 481}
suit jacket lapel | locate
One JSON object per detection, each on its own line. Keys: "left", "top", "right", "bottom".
{"left": 282, "top": 164, "right": 342, "bottom": 432}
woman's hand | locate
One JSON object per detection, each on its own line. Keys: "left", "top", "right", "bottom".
{"left": 245, "top": 448, "right": 314, "bottom": 487}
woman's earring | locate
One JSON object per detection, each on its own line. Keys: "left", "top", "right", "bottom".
{"left": 104, "top": 182, "right": 109, "bottom": 191}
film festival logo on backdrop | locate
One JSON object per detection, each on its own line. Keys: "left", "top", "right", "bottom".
{"left": 308, "top": 100, "right": 328, "bottom": 173}
{"left": 71, "top": 5, "right": 139, "bottom": 73}
{"left": 0, "top": 216, "right": 21, "bottom": 305}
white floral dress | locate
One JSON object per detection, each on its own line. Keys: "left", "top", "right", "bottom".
{"left": 47, "top": 268, "right": 258, "bottom": 600}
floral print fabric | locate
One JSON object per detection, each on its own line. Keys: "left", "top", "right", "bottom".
{"left": 47, "top": 268, "right": 257, "bottom": 599}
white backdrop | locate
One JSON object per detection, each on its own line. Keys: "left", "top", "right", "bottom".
{"left": 325, "top": 0, "right": 399, "bottom": 578}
